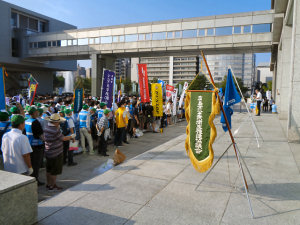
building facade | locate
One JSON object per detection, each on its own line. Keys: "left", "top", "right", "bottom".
{"left": 0, "top": 1, "right": 76, "bottom": 95}
{"left": 115, "top": 58, "right": 131, "bottom": 80}
{"left": 256, "top": 63, "right": 273, "bottom": 83}
{"left": 201, "top": 54, "right": 256, "bottom": 88}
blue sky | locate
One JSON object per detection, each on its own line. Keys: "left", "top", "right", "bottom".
{"left": 5, "top": 0, "right": 271, "bottom": 67}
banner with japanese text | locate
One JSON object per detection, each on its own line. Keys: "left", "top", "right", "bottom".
{"left": 151, "top": 83, "right": 163, "bottom": 117}
{"left": 101, "top": 69, "right": 115, "bottom": 108}
{"left": 138, "top": 64, "right": 150, "bottom": 102}
{"left": 74, "top": 88, "right": 84, "bottom": 113}
{"left": 179, "top": 82, "right": 189, "bottom": 108}
{"left": 172, "top": 88, "right": 178, "bottom": 116}
{"left": 166, "top": 84, "right": 174, "bottom": 101}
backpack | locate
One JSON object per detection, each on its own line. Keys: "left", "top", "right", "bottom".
{"left": 60, "top": 120, "right": 70, "bottom": 136}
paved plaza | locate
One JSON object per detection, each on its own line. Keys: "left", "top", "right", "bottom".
{"left": 36, "top": 113, "right": 300, "bottom": 225}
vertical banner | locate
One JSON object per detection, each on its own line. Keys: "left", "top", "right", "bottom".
{"left": 179, "top": 84, "right": 183, "bottom": 94}
{"left": 74, "top": 88, "right": 83, "bottom": 113}
{"left": 0, "top": 67, "right": 6, "bottom": 110}
{"left": 132, "top": 83, "right": 136, "bottom": 93}
{"left": 101, "top": 69, "right": 115, "bottom": 108}
{"left": 179, "top": 82, "right": 189, "bottom": 108}
{"left": 121, "top": 83, "right": 125, "bottom": 94}
{"left": 166, "top": 84, "right": 174, "bottom": 101}
{"left": 151, "top": 83, "right": 163, "bottom": 117}
{"left": 112, "top": 76, "right": 116, "bottom": 108}
{"left": 28, "top": 75, "right": 38, "bottom": 106}
{"left": 138, "top": 64, "right": 150, "bottom": 102}
{"left": 172, "top": 88, "right": 178, "bottom": 116}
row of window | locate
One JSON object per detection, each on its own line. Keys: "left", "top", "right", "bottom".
{"left": 29, "top": 23, "right": 272, "bottom": 49}
{"left": 11, "top": 11, "right": 47, "bottom": 33}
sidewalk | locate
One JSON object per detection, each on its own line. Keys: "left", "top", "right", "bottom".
{"left": 37, "top": 113, "right": 300, "bottom": 225}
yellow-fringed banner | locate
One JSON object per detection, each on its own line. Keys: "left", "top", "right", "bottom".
{"left": 151, "top": 83, "right": 163, "bottom": 117}
{"left": 185, "top": 90, "right": 220, "bottom": 173}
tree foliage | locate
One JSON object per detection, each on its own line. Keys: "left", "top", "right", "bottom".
{"left": 116, "top": 78, "right": 132, "bottom": 94}
{"left": 53, "top": 75, "right": 65, "bottom": 88}
{"left": 189, "top": 74, "right": 209, "bottom": 90}
{"left": 75, "top": 77, "right": 91, "bottom": 94}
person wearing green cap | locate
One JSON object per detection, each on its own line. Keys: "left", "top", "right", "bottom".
{"left": 79, "top": 105, "right": 94, "bottom": 154}
{"left": 96, "top": 109, "right": 110, "bottom": 156}
{"left": 97, "top": 102, "right": 107, "bottom": 120}
{"left": 89, "top": 108, "right": 98, "bottom": 142}
{"left": 2, "top": 115, "right": 33, "bottom": 175}
{"left": 25, "top": 106, "right": 45, "bottom": 186}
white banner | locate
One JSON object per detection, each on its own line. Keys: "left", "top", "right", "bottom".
{"left": 178, "top": 82, "right": 188, "bottom": 109}
{"left": 172, "top": 88, "right": 178, "bottom": 116}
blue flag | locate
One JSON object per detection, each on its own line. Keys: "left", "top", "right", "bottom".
{"left": 0, "top": 68, "right": 6, "bottom": 110}
{"left": 158, "top": 79, "right": 165, "bottom": 87}
{"left": 220, "top": 69, "right": 241, "bottom": 132}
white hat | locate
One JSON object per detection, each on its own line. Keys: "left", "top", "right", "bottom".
{"left": 45, "top": 113, "right": 66, "bottom": 123}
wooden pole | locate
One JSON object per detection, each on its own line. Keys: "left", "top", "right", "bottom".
{"left": 201, "top": 51, "right": 249, "bottom": 190}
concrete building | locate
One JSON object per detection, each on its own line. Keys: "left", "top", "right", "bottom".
{"left": 202, "top": 53, "right": 256, "bottom": 88}
{"left": 0, "top": 1, "right": 77, "bottom": 95}
{"left": 115, "top": 58, "right": 130, "bottom": 80}
{"left": 256, "top": 62, "right": 273, "bottom": 83}
{"left": 271, "top": 0, "right": 300, "bottom": 142}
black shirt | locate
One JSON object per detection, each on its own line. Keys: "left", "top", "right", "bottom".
{"left": 32, "top": 119, "right": 44, "bottom": 139}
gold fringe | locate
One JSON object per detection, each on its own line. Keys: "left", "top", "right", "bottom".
{"left": 185, "top": 90, "right": 220, "bottom": 173}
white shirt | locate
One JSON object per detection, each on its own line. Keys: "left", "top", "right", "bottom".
{"left": 256, "top": 92, "right": 262, "bottom": 101}
{"left": 2, "top": 129, "right": 33, "bottom": 174}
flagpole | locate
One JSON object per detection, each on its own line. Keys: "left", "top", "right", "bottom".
{"left": 201, "top": 51, "right": 254, "bottom": 218}
{"left": 228, "top": 66, "right": 262, "bottom": 148}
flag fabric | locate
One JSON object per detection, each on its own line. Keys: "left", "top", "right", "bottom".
{"left": 172, "top": 88, "right": 178, "bottom": 116}
{"left": 178, "top": 82, "right": 188, "bottom": 108}
{"left": 151, "top": 83, "right": 163, "bottom": 117}
{"left": 101, "top": 70, "right": 115, "bottom": 108}
{"left": 158, "top": 79, "right": 165, "bottom": 87}
{"left": 74, "top": 88, "right": 84, "bottom": 113}
{"left": 166, "top": 84, "right": 174, "bottom": 101}
{"left": 28, "top": 75, "right": 38, "bottom": 106}
{"left": 138, "top": 64, "right": 150, "bottom": 102}
{"left": 0, "top": 67, "right": 7, "bottom": 110}
{"left": 117, "top": 90, "right": 122, "bottom": 103}
{"left": 220, "top": 69, "right": 241, "bottom": 132}
{"left": 185, "top": 90, "right": 220, "bottom": 173}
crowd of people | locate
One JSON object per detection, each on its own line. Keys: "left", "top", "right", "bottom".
{"left": 0, "top": 94, "right": 185, "bottom": 191}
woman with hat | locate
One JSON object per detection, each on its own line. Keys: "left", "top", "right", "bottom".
{"left": 44, "top": 113, "right": 75, "bottom": 191}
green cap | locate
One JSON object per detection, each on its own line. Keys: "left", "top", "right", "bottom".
{"left": 37, "top": 108, "right": 43, "bottom": 115}
{"left": 100, "top": 102, "right": 107, "bottom": 108}
{"left": 44, "top": 104, "right": 49, "bottom": 107}
{"left": 36, "top": 103, "right": 42, "bottom": 108}
{"left": 0, "top": 111, "right": 9, "bottom": 121}
{"left": 82, "top": 104, "right": 89, "bottom": 110}
{"left": 28, "top": 106, "right": 37, "bottom": 115}
{"left": 61, "top": 105, "right": 66, "bottom": 110}
{"left": 64, "top": 109, "right": 72, "bottom": 115}
{"left": 10, "top": 106, "right": 20, "bottom": 114}
{"left": 90, "top": 108, "right": 96, "bottom": 112}
{"left": 25, "top": 105, "right": 31, "bottom": 112}
{"left": 103, "top": 109, "right": 111, "bottom": 115}
{"left": 11, "top": 115, "right": 25, "bottom": 126}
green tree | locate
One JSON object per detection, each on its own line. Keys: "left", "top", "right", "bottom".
{"left": 175, "top": 81, "right": 186, "bottom": 89}
{"left": 267, "top": 80, "right": 272, "bottom": 91}
{"left": 53, "top": 75, "right": 65, "bottom": 88}
{"left": 189, "top": 74, "right": 209, "bottom": 90}
{"left": 75, "top": 77, "right": 91, "bottom": 94}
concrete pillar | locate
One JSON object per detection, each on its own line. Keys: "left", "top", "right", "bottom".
{"left": 287, "top": 0, "right": 300, "bottom": 142}
{"left": 169, "top": 56, "right": 173, "bottom": 85}
{"left": 130, "top": 57, "right": 139, "bottom": 82}
{"left": 91, "top": 54, "right": 115, "bottom": 97}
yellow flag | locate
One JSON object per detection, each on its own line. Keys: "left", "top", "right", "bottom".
{"left": 151, "top": 83, "right": 163, "bottom": 117}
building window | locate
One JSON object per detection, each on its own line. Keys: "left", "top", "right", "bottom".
{"left": 52, "top": 41, "right": 57, "bottom": 47}
{"left": 138, "top": 34, "right": 145, "bottom": 41}
{"left": 78, "top": 38, "right": 89, "bottom": 45}
{"left": 61, "top": 40, "right": 67, "bottom": 47}
{"left": 243, "top": 25, "right": 251, "bottom": 33}
{"left": 152, "top": 32, "right": 166, "bottom": 40}
{"left": 38, "top": 41, "right": 47, "bottom": 48}
{"left": 89, "top": 38, "right": 95, "bottom": 44}
{"left": 198, "top": 29, "right": 205, "bottom": 37}
{"left": 167, "top": 32, "right": 173, "bottom": 39}
{"left": 113, "top": 36, "right": 118, "bottom": 42}
{"left": 67, "top": 40, "right": 72, "bottom": 46}
{"left": 47, "top": 41, "right": 51, "bottom": 47}
{"left": 101, "top": 36, "right": 112, "bottom": 44}
{"left": 19, "top": 14, "right": 28, "bottom": 29}
{"left": 175, "top": 31, "right": 181, "bottom": 38}
{"left": 119, "top": 35, "right": 125, "bottom": 42}
{"left": 39, "top": 21, "right": 46, "bottom": 32}
{"left": 182, "top": 29, "right": 197, "bottom": 38}
{"left": 34, "top": 42, "right": 38, "bottom": 48}
{"left": 234, "top": 26, "right": 241, "bottom": 34}
{"left": 29, "top": 18, "right": 38, "bottom": 31}
{"left": 125, "top": 34, "right": 138, "bottom": 42}
{"left": 207, "top": 28, "right": 215, "bottom": 36}
{"left": 145, "top": 33, "right": 151, "bottom": 40}
{"left": 94, "top": 38, "right": 100, "bottom": 44}
{"left": 29, "top": 42, "right": 33, "bottom": 48}
{"left": 252, "top": 24, "right": 271, "bottom": 33}
{"left": 11, "top": 12, "right": 18, "bottom": 27}
{"left": 73, "top": 39, "right": 78, "bottom": 45}
{"left": 216, "top": 26, "right": 232, "bottom": 36}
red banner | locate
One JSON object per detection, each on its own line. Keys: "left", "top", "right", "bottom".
{"left": 166, "top": 84, "right": 174, "bottom": 101}
{"left": 138, "top": 64, "right": 150, "bottom": 102}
